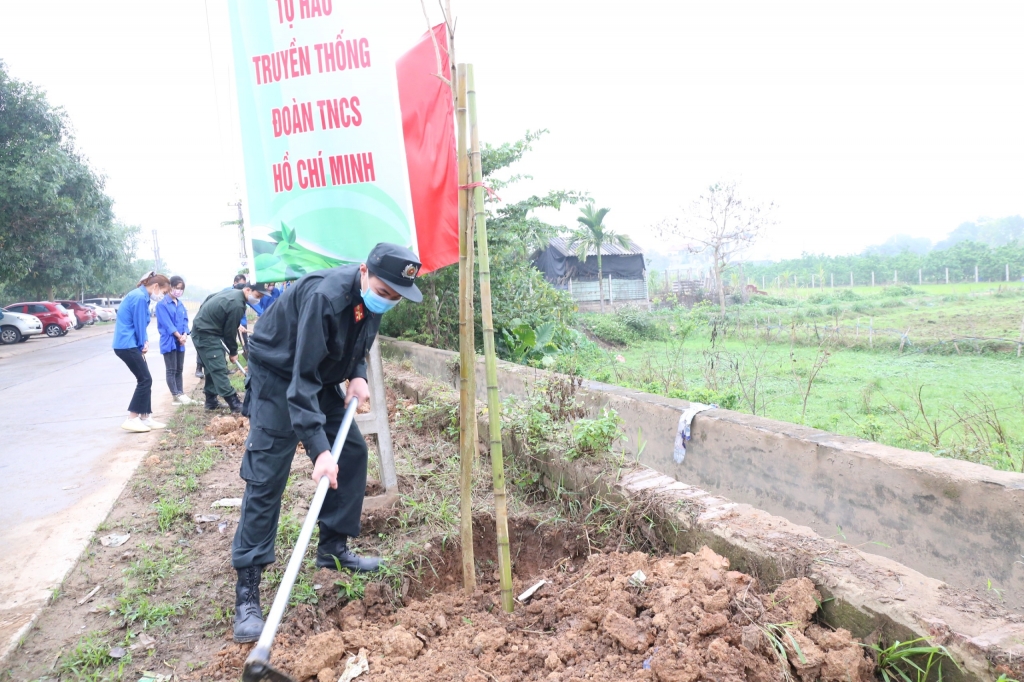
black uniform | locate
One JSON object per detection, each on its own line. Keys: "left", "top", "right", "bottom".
{"left": 231, "top": 265, "right": 382, "bottom": 569}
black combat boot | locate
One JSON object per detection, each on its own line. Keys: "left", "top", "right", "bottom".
{"left": 233, "top": 565, "right": 264, "bottom": 643}
{"left": 204, "top": 392, "right": 220, "bottom": 411}
{"left": 225, "top": 392, "right": 243, "bottom": 414}
{"left": 316, "top": 532, "right": 382, "bottom": 573}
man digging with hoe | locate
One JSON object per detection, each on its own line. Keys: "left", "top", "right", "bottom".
{"left": 230, "top": 242, "right": 423, "bottom": 644}
{"left": 192, "top": 280, "right": 268, "bottom": 413}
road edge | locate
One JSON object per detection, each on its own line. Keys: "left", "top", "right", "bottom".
{"left": 0, "top": 362, "right": 203, "bottom": 669}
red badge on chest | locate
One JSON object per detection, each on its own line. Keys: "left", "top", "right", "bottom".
{"left": 354, "top": 303, "right": 365, "bottom": 323}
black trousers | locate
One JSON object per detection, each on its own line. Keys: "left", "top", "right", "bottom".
{"left": 162, "top": 349, "right": 185, "bottom": 395}
{"left": 114, "top": 347, "right": 152, "bottom": 415}
{"left": 231, "top": 361, "right": 368, "bottom": 569}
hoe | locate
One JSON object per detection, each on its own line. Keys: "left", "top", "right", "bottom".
{"left": 242, "top": 397, "right": 359, "bottom": 682}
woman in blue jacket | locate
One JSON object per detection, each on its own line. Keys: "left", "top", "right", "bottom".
{"left": 158, "top": 275, "right": 192, "bottom": 405}
{"left": 113, "top": 272, "right": 171, "bottom": 433}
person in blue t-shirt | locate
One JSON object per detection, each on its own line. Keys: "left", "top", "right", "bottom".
{"left": 113, "top": 272, "right": 171, "bottom": 433}
{"left": 158, "top": 276, "right": 192, "bottom": 405}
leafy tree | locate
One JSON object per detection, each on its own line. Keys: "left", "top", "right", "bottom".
{"left": 0, "top": 61, "right": 137, "bottom": 301}
{"left": 381, "top": 131, "right": 584, "bottom": 355}
{"left": 567, "top": 204, "right": 630, "bottom": 312}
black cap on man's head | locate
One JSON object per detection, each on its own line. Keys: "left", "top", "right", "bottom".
{"left": 366, "top": 242, "right": 422, "bottom": 303}
{"left": 234, "top": 281, "right": 270, "bottom": 294}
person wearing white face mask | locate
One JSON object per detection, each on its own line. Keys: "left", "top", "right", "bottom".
{"left": 157, "top": 275, "right": 193, "bottom": 405}
{"left": 191, "top": 280, "right": 267, "bottom": 413}
{"left": 113, "top": 271, "right": 171, "bottom": 433}
{"left": 228, "top": 243, "right": 421, "bottom": 644}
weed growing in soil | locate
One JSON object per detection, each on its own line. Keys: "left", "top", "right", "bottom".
{"left": 154, "top": 495, "right": 189, "bottom": 531}
{"left": 117, "top": 590, "right": 192, "bottom": 630}
{"left": 760, "top": 622, "right": 807, "bottom": 682}
{"left": 60, "top": 631, "right": 122, "bottom": 678}
{"left": 567, "top": 408, "right": 624, "bottom": 460}
{"left": 123, "top": 545, "right": 185, "bottom": 591}
{"left": 864, "top": 637, "right": 960, "bottom": 682}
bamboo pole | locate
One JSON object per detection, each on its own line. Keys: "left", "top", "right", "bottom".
{"left": 455, "top": 64, "right": 476, "bottom": 594}
{"left": 467, "top": 64, "right": 514, "bottom": 613}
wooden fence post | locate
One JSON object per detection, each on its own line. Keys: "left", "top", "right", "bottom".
{"left": 1017, "top": 315, "right": 1024, "bottom": 358}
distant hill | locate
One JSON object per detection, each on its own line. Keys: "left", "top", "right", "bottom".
{"left": 934, "top": 216, "right": 1024, "bottom": 251}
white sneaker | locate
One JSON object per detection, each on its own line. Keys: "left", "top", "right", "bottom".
{"left": 177, "top": 394, "right": 194, "bottom": 405}
{"left": 121, "top": 417, "right": 151, "bottom": 433}
{"left": 141, "top": 417, "right": 166, "bottom": 429}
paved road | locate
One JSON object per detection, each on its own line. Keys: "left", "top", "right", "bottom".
{"left": 0, "top": 323, "right": 197, "bottom": 661}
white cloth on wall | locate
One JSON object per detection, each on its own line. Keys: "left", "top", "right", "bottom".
{"left": 673, "top": 402, "right": 717, "bottom": 463}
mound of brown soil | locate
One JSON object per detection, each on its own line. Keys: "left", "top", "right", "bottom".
{"left": 207, "top": 414, "right": 249, "bottom": 448}
{"left": 213, "top": 546, "right": 872, "bottom": 682}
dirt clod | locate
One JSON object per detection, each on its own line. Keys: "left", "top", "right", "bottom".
{"left": 381, "top": 626, "right": 424, "bottom": 660}
{"left": 472, "top": 627, "right": 508, "bottom": 652}
{"left": 289, "top": 631, "right": 347, "bottom": 680}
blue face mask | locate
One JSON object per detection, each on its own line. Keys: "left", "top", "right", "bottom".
{"left": 361, "top": 284, "right": 399, "bottom": 315}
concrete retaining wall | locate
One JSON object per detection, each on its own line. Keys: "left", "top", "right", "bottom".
{"left": 380, "top": 337, "right": 1024, "bottom": 612}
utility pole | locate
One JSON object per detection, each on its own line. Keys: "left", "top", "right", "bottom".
{"left": 222, "top": 199, "right": 248, "bottom": 275}
{"left": 152, "top": 229, "right": 162, "bottom": 272}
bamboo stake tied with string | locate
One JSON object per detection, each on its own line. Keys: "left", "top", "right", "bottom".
{"left": 466, "top": 63, "right": 514, "bottom": 612}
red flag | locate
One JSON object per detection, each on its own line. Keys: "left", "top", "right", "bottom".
{"left": 396, "top": 24, "right": 459, "bottom": 275}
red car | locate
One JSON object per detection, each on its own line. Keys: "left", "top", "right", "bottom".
{"left": 55, "top": 300, "right": 96, "bottom": 329}
{"left": 3, "top": 302, "right": 72, "bottom": 337}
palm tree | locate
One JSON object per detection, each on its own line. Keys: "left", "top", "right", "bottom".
{"left": 567, "top": 204, "right": 631, "bottom": 312}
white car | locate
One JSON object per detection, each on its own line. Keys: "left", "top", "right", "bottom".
{"left": 0, "top": 309, "right": 43, "bottom": 344}
{"left": 85, "top": 304, "right": 115, "bottom": 322}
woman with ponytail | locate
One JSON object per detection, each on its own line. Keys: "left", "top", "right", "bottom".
{"left": 113, "top": 272, "right": 171, "bottom": 433}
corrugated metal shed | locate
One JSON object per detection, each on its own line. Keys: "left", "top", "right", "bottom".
{"left": 548, "top": 236, "right": 644, "bottom": 257}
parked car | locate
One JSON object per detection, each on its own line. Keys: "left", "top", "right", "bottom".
{"left": 84, "top": 297, "right": 122, "bottom": 312}
{"left": 85, "top": 303, "right": 116, "bottom": 322}
{"left": 54, "top": 303, "right": 76, "bottom": 331}
{"left": 55, "top": 300, "right": 96, "bottom": 329}
{"left": 3, "top": 302, "right": 72, "bottom": 337}
{"left": 0, "top": 309, "right": 42, "bottom": 344}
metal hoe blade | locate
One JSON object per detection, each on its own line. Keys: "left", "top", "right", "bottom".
{"left": 241, "top": 646, "right": 294, "bottom": 682}
{"left": 241, "top": 396, "right": 360, "bottom": 682}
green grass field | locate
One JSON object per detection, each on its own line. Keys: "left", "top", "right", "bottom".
{"left": 573, "top": 284, "right": 1024, "bottom": 472}
{"left": 728, "top": 281, "right": 1024, "bottom": 348}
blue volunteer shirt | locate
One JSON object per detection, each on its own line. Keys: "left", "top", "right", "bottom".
{"left": 156, "top": 296, "right": 189, "bottom": 353}
{"left": 113, "top": 286, "right": 151, "bottom": 350}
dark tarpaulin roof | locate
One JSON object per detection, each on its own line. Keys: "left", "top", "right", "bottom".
{"left": 547, "top": 236, "right": 645, "bottom": 257}
{"left": 532, "top": 237, "right": 646, "bottom": 284}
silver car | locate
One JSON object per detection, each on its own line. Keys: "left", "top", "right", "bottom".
{"left": 0, "top": 309, "right": 43, "bottom": 344}
{"left": 85, "top": 303, "right": 115, "bottom": 322}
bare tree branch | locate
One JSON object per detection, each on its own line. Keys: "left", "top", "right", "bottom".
{"left": 659, "top": 181, "right": 776, "bottom": 314}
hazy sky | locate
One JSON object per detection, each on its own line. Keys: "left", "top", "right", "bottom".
{"left": 2, "top": 1, "right": 1023, "bottom": 287}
